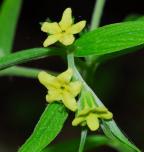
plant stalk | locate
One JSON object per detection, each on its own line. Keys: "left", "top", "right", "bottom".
{"left": 78, "top": 128, "right": 88, "bottom": 152}
{"left": 90, "top": 0, "right": 106, "bottom": 30}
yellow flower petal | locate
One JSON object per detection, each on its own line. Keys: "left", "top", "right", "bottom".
{"left": 95, "top": 107, "right": 108, "bottom": 113}
{"left": 69, "top": 81, "right": 82, "bottom": 97}
{"left": 57, "top": 68, "right": 73, "bottom": 83}
{"left": 59, "top": 8, "right": 73, "bottom": 31}
{"left": 86, "top": 113, "right": 99, "bottom": 131}
{"left": 72, "top": 116, "right": 85, "bottom": 126}
{"left": 98, "top": 111, "right": 113, "bottom": 120}
{"left": 43, "top": 34, "right": 61, "bottom": 47}
{"left": 41, "top": 22, "right": 62, "bottom": 34}
{"left": 78, "top": 108, "right": 91, "bottom": 116}
{"left": 68, "top": 20, "right": 86, "bottom": 34}
{"left": 38, "top": 68, "right": 82, "bottom": 112}
{"left": 59, "top": 34, "right": 75, "bottom": 46}
{"left": 62, "top": 91, "right": 77, "bottom": 111}
{"left": 38, "top": 71, "right": 60, "bottom": 89}
{"left": 46, "top": 90, "right": 62, "bottom": 103}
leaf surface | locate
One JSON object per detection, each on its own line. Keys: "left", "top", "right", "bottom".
{"left": 75, "top": 21, "right": 144, "bottom": 56}
{"left": 19, "top": 103, "right": 68, "bottom": 152}
{"left": 0, "top": 0, "right": 22, "bottom": 54}
{"left": 0, "top": 47, "right": 63, "bottom": 70}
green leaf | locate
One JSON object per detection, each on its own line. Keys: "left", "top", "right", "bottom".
{"left": 74, "top": 21, "right": 144, "bottom": 57}
{"left": 43, "top": 135, "right": 133, "bottom": 152}
{"left": 42, "top": 135, "right": 109, "bottom": 152}
{"left": 124, "top": 14, "right": 144, "bottom": 22}
{"left": 95, "top": 14, "right": 144, "bottom": 63}
{"left": 96, "top": 45, "right": 144, "bottom": 63}
{"left": 101, "top": 120, "right": 141, "bottom": 152}
{"left": 0, "top": 0, "right": 22, "bottom": 54}
{"left": 0, "top": 47, "right": 63, "bottom": 70}
{"left": 18, "top": 103, "right": 68, "bottom": 152}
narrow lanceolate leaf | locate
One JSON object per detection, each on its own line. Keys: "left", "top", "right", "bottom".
{"left": 18, "top": 103, "right": 68, "bottom": 152}
{"left": 74, "top": 21, "right": 144, "bottom": 57}
{"left": 101, "top": 120, "right": 141, "bottom": 152}
{"left": 0, "top": 0, "right": 22, "bottom": 54}
{"left": 0, "top": 47, "right": 63, "bottom": 70}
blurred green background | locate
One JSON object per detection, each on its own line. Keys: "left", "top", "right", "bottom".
{"left": 0, "top": 0, "right": 144, "bottom": 151}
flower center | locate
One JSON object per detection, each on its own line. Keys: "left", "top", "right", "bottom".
{"left": 60, "top": 86, "right": 65, "bottom": 90}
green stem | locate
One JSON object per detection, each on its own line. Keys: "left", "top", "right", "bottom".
{"left": 78, "top": 128, "right": 88, "bottom": 152}
{"left": 67, "top": 55, "right": 141, "bottom": 152}
{"left": 90, "top": 0, "right": 106, "bottom": 30}
{"left": 0, "top": 66, "right": 57, "bottom": 78}
{"left": 86, "top": 0, "right": 106, "bottom": 83}
{"left": 67, "top": 53, "right": 104, "bottom": 106}
{"left": 67, "top": 53, "right": 86, "bottom": 83}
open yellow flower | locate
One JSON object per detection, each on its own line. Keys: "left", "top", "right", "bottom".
{"left": 41, "top": 8, "right": 86, "bottom": 47}
{"left": 72, "top": 92, "right": 113, "bottom": 131}
{"left": 38, "top": 68, "right": 82, "bottom": 111}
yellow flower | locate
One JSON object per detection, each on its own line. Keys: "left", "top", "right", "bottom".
{"left": 41, "top": 8, "right": 86, "bottom": 47}
{"left": 38, "top": 68, "right": 82, "bottom": 111}
{"left": 72, "top": 92, "right": 113, "bottom": 131}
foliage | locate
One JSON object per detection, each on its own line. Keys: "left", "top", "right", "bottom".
{"left": 0, "top": 0, "right": 143, "bottom": 152}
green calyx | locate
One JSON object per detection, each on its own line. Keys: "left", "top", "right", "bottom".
{"left": 72, "top": 91, "right": 113, "bottom": 131}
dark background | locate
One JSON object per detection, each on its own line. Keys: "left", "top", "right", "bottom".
{"left": 0, "top": 0, "right": 144, "bottom": 151}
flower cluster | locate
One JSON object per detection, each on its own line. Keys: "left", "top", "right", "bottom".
{"left": 39, "top": 8, "right": 113, "bottom": 131}
{"left": 38, "top": 68, "right": 113, "bottom": 131}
